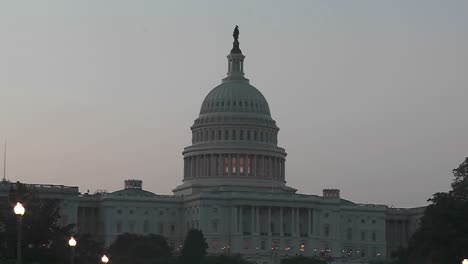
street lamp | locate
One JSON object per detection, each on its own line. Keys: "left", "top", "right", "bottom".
{"left": 68, "top": 237, "right": 77, "bottom": 264}
{"left": 13, "top": 202, "right": 25, "bottom": 264}
{"left": 462, "top": 259, "right": 468, "bottom": 264}
{"left": 101, "top": 254, "right": 109, "bottom": 263}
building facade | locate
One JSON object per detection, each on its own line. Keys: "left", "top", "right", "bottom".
{"left": 0, "top": 30, "right": 424, "bottom": 264}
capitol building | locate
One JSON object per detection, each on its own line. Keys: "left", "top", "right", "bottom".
{"left": 0, "top": 29, "right": 424, "bottom": 264}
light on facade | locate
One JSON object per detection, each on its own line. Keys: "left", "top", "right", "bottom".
{"left": 68, "top": 237, "right": 77, "bottom": 247}
{"left": 14, "top": 202, "right": 25, "bottom": 216}
{"left": 101, "top": 255, "right": 109, "bottom": 263}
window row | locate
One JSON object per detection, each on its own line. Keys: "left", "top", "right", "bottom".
{"left": 201, "top": 99, "right": 269, "bottom": 114}
{"left": 184, "top": 154, "right": 285, "bottom": 180}
{"left": 192, "top": 128, "right": 277, "bottom": 144}
{"left": 346, "top": 228, "right": 378, "bottom": 242}
{"left": 115, "top": 221, "right": 176, "bottom": 235}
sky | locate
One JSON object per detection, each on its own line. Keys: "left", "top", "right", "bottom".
{"left": 0, "top": 0, "right": 467, "bottom": 208}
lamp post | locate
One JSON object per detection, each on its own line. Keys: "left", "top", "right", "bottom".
{"left": 13, "top": 202, "right": 25, "bottom": 264}
{"left": 101, "top": 254, "right": 109, "bottom": 263}
{"left": 462, "top": 259, "right": 468, "bottom": 264}
{"left": 68, "top": 237, "right": 77, "bottom": 264}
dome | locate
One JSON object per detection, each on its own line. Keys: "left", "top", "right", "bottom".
{"left": 199, "top": 80, "right": 271, "bottom": 116}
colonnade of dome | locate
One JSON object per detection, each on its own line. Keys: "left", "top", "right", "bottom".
{"left": 183, "top": 154, "right": 285, "bottom": 182}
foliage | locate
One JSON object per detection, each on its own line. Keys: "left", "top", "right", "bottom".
{"left": 74, "top": 233, "right": 105, "bottom": 264}
{"left": 203, "top": 254, "right": 256, "bottom": 264}
{"left": 280, "top": 255, "right": 327, "bottom": 264}
{"left": 179, "top": 229, "right": 208, "bottom": 264}
{"left": 108, "top": 233, "right": 173, "bottom": 264}
{"left": 392, "top": 157, "right": 468, "bottom": 264}
{"left": 0, "top": 182, "right": 74, "bottom": 264}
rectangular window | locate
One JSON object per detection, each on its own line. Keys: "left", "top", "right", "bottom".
{"left": 211, "top": 240, "right": 218, "bottom": 250}
{"left": 116, "top": 222, "right": 122, "bottom": 233}
{"left": 372, "top": 231, "right": 377, "bottom": 241}
{"left": 261, "top": 240, "right": 266, "bottom": 250}
{"left": 361, "top": 231, "right": 366, "bottom": 241}
{"left": 171, "top": 224, "right": 175, "bottom": 234}
{"left": 243, "top": 239, "right": 250, "bottom": 250}
{"left": 159, "top": 223, "right": 164, "bottom": 234}
{"left": 247, "top": 157, "right": 251, "bottom": 174}
{"left": 240, "top": 130, "right": 244, "bottom": 140}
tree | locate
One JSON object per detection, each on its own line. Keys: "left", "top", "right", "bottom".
{"left": 203, "top": 254, "right": 256, "bottom": 264}
{"left": 108, "top": 233, "right": 173, "bottom": 264}
{"left": 74, "top": 233, "right": 105, "bottom": 264}
{"left": 179, "top": 229, "right": 208, "bottom": 264}
{"left": 281, "top": 256, "right": 327, "bottom": 264}
{"left": 393, "top": 157, "right": 468, "bottom": 264}
{"left": 0, "top": 182, "right": 74, "bottom": 264}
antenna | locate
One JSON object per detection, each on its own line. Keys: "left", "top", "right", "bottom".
{"left": 3, "top": 139, "right": 6, "bottom": 182}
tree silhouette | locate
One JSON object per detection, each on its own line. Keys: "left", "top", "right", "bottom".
{"left": 393, "top": 157, "right": 468, "bottom": 264}
{"left": 179, "top": 229, "right": 208, "bottom": 264}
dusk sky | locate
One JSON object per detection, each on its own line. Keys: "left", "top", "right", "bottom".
{"left": 1, "top": 0, "right": 467, "bottom": 208}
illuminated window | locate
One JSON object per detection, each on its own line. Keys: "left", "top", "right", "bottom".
{"left": 232, "top": 157, "right": 237, "bottom": 173}
{"left": 224, "top": 157, "right": 229, "bottom": 175}
{"left": 239, "top": 157, "right": 244, "bottom": 174}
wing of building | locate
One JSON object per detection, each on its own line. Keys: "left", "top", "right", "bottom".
{"left": 0, "top": 29, "right": 425, "bottom": 264}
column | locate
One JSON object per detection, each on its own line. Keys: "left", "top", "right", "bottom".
{"left": 296, "top": 208, "right": 300, "bottom": 236}
{"left": 279, "top": 207, "right": 283, "bottom": 236}
{"left": 239, "top": 205, "right": 243, "bottom": 234}
{"left": 244, "top": 155, "right": 248, "bottom": 177}
{"left": 228, "top": 154, "right": 232, "bottom": 177}
{"left": 251, "top": 206, "right": 254, "bottom": 234}
{"left": 210, "top": 154, "right": 215, "bottom": 177}
{"left": 233, "top": 206, "right": 238, "bottom": 233}
{"left": 268, "top": 207, "right": 272, "bottom": 235}
{"left": 236, "top": 154, "right": 240, "bottom": 177}
{"left": 270, "top": 157, "right": 274, "bottom": 179}
{"left": 193, "top": 156, "right": 197, "bottom": 177}
{"left": 291, "top": 208, "right": 295, "bottom": 236}
{"left": 256, "top": 207, "right": 260, "bottom": 234}
{"left": 262, "top": 156, "right": 266, "bottom": 178}
{"left": 282, "top": 160, "right": 285, "bottom": 180}
{"left": 253, "top": 155, "right": 257, "bottom": 177}
{"left": 220, "top": 154, "right": 224, "bottom": 176}
{"left": 308, "top": 208, "right": 312, "bottom": 236}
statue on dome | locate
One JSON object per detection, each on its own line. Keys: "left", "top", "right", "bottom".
{"left": 233, "top": 25, "right": 239, "bottom": 40}
{"left": 231, "top": 26, "right": 242, "bottom": 54}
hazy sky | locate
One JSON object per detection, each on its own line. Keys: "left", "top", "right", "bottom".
{"left": 1, "top": 0, "right": 467, "bottom": 207}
